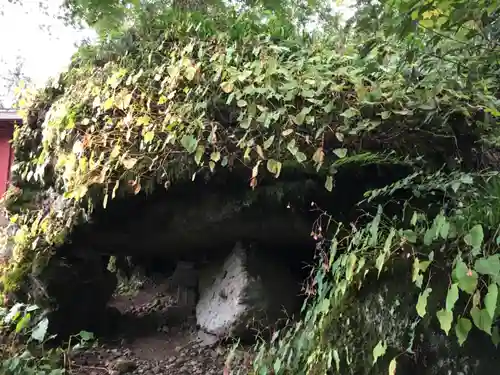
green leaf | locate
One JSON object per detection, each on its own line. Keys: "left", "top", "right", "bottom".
{"left": 181, "top": 135, "right": 198, "bottom": 154}
{"left": 78, "top": 331, "right": 94, "bottom": 341}
{"left": 471, "top": 307, "right": 492, "bottom": 335}
{"left": 263, "top": 135, "right": 275, "bottom": 149}
{"left": 372, "top": 340, "right": 387, "bottom": 365}
{"left": 184, "top": 66, "right": 197, "bottom": 81}
{"left": 273, "top": 357, "right": 282, "bottom": 373}
{"left": 237, "top": 70, "right": 252, "bottom": 82}
{"left": 419, "top": 19, "right": 434, "bottom": 27}
{"left": 380, "top": 111, "right": 391, "bottom": 120}
{"left": 333, "top": 349, "right": 340, "bottom": 372}
{"left": 136, "top": 115, "right": 151, "bottom": 126}
{"left": 440, "top": 220, "right": 450, "bottom": 239}
{"left": 474, "top": 255, "right": 500, "bottom": 277}
{"left": 237, "top": 99, "right": 247, "bottom": 107}
{"left": 416, "top": 288, "right": 432, "bottom": 317}
{"left": 340, "top": 108, "right": 358, "bottom": 119}
{"left": 210, "top": 151, "right": 221, "bottom": 162}
{"left": 485, "top": 283, "right": 498, "bottom": 319}
{"left": 402, "top": 229, "right": 417, "bottom": 243}
{"left": 423, "top": 227, "right": 436, "bottom": 245}
{"left": 319, "top": 298, "right": 331, "bottom": 313}
{"left": 110, "top": 145, "right": 121, "bottom": 158}
{"left": 266, "top": 159, "right": 282, "bottom": 178}
{"left": 333, "top": 148, "right": 348, "bottom": 158}
{"left": 455, "top": 317, "right": 472, "bottom": 346}
{"left": 453, "top": 259, "right": 478, "bottom": 294}
{"left": 325, "top": 175, "right": 333, "bottom": 192}
{"left": 15, "top": 313, "right": 31, "bottom": 333}
{"left": 143, "top": 130, "right": 155, "bottom": 143}
{"left": 492, "top": 326, "right": 500, "bottom": 347}
{"left": 375, "top": 252, "right": 385, "bottom": 277}
{"left": 436, "top": 309, "right": 453, "bottom": 335}
{"left": 31, "top": 317, "right": 49, "bottom": 342}
{"left": 103, "top": 97, "right": 114, "bottom": 110}
{"left": 293, "top": 107, "right": 312, "bottom": 125}
{"left": 464, "top": 224, "right": 484, "bottom": 251}
{"left": 194, "top": 145, "right": 205, "bottom": 165}
{"left": 446, "top": 283, "right": 459, "bottom": 312}
{"left": 295, "top": 152, "right": 307, "bottom": 163}
{"left": 287, "top": 139, "right": 298, "bottom": 155}
{"left": 460, "top": 174, "right": 474, "bottom": 184}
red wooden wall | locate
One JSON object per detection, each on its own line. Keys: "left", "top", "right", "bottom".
{"left": 0, "top": 119, "right": 14, "bottom": 198}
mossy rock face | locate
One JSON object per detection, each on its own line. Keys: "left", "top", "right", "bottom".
{"left": 68, "top": 177, "right": 319, "bottom": 261}
{"left": 28, "top": 247, "right": 116, "bottom": 339}
{"left": 328, "top": 262, "right": 500, "bottom": 375}
{"left": 5, "top": 177, "right": 319, "bottom": 338}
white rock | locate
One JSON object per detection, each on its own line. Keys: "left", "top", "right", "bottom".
{"left": 196, "top": 242, "right": 299, "bottom": 339}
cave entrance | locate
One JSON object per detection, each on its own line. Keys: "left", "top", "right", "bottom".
{"left": 49, "top": 163, "right": 414, "bottom": 347}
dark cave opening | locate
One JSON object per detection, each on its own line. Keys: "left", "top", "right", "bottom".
{"left": 49, "top": 162, "right": 419, "bottom": 341}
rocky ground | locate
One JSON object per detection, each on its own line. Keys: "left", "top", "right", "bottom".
{"left": 69, "top": 274, "right": 253, "bottom": 375}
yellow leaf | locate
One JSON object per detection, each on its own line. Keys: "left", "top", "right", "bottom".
{"left": 388, "top": 358, "right": 397, "bottom": 375}
{"left": 220, "top": 81, "right": 234, "bottom": 93}
{"left": 255, "top": 145, "right": 265, "bottom": 159}
{"left": 266, "top": 159, "right": 282, "bottom": 178}
{"left": 312, "top": 147, "right": 324, "bottom": 165}
{"left": 184, "top": 66, "right": 197, "bottom": 81}
{"left": 210, "top": 151, "right": 221, "bottom": 162}
{"left": 122, "top": 158, "right": 137, "bottom": 169}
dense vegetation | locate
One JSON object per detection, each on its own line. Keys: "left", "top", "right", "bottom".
{"left": 1, "top": 0, "right": 500, "bottom": 373}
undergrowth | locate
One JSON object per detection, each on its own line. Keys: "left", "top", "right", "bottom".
{"left": 1, "top": 0, "right": 500, "bottom": 373}
{"left": 0, "top": 302, "right": 95, "bottom": 374}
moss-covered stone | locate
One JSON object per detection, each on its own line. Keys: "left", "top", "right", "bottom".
{"left": 324, "top": 261, "right": 500, "bottom": 375}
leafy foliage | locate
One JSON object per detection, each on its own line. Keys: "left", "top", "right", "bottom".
{"left": 2, "top": 0, "right": 500, "bottom": 373}
{"left": 0, "top": 300, "right": 96, "bottom": 375}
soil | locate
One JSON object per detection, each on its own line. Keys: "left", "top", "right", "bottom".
{"left": 69, "top": 274, "right": 253, "bottom": 375}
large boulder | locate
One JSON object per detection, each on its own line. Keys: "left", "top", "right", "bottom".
{"left": 329, "top": 260, "right": 500, "bottom": 375}
{"left": 196, "top": 242, "right": 301, "bottom": 341}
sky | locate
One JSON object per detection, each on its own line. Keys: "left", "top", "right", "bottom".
{"left": 0, "top": 0, "right": 96, "bottom": 106}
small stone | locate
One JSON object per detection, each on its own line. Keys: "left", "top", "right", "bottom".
{"left": 109, "top": 358, "right": 137, "bottom": 374}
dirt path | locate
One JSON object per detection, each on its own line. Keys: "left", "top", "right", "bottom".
{"left": 69, "top": 276, "right": 251, "bottom": 375}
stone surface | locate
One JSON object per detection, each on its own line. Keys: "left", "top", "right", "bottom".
{"left": 71, "top": 180, "right": 316, "bottom": 261}
{"left": 168, "top": 261, "right": 198, "bottom": 308}
{"left": 30, "top": 248, "right": 117, "bottom": 339}
{"left": 331, "top": 260, "right": 500, "bottom": 375}
{"left": 0, "top": 218, "right": 17, "bottom": 265}
{"left": 195, "top": 330, "right": 219, "bottom": 347}
{"left": 196, "top": 242, "right": 300, "bottom": 340}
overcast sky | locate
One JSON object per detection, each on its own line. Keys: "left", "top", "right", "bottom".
{"left": 0, "top": 0, "right": 95, "bottom": 106}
